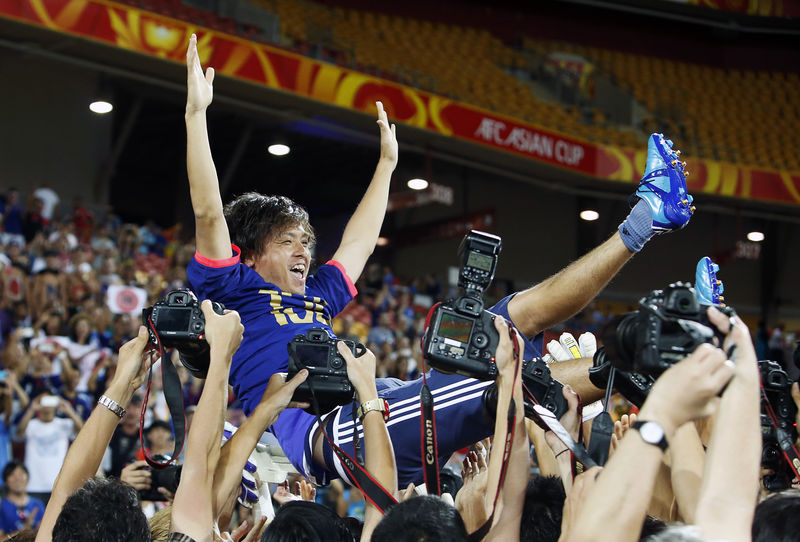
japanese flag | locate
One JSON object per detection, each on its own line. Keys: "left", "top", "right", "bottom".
{"left": 107, "top": 285, "right": 148, "bottom": 315}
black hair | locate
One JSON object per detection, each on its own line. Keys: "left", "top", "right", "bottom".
{"left": 223, "top": 193, "right": 315, "bottom": 264}
{"left": 52, "top": 477, "right": 151, "bottom": 542}
{"left": 2, "top": 460, "right": 28, "bottom": 483}
{"left": 341, "top": 517, "right": 363, "bottom": 540}
{"left": 371, "top": 495, "right": 467, "bottom": 542}
{"left": 261, "top": 501, "right": 354, "bottom": 542}
{"left": 752, "top": 489, "right": 800, "bottom": 542}
{"left": 640, "top": 515, "right": 668, "bottom": 541}
{"left": 520, "top": 475, "right": 566, "bottom": 542}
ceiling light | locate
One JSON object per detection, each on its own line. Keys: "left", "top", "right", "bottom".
{"left": 580, "top": 210, "right": 599, "bottom": 221}
{"left": 376, "top": 237, "right": 389, "bottom": 247}
{"left": 268, "top": 144, "right": 290, "bottom": 156}
{"left": 89, "top": 101, "right": 113, "bottom": 114}
{"left": 746, "top": 231, "right": 764, "bottom": 242}
{"left": 407, "top": 178, "right": 429, "bottom": 190}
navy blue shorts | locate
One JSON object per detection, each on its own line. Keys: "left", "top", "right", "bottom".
{"left": 313, "top": 370, "right": 495, "bottom": 488}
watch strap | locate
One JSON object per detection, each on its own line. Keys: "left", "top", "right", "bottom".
{"left": 632, "top": 420, "right": 668, "bottom": 451}
{"left": 357, "top": 398, "right": 389, "bottom": 422}
{"left": 98, "top": 395, "right": 126, "bottom": 419}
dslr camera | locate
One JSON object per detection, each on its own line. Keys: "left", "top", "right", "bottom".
{"left": 483, "top": 357, "right": 569, "bottom": 425}
{"left": 601, "top": 282, "right": 734, "bottom": 376}
{"left": 759, "top": 360, "right": 798, "bottom": 491}
{"left": 286, "top": 328, "right": 365, "bottom": 415}
{"left": 423, "top": 231, "right": 502, "bottom": 380}
{"left": 136, "top": 454, "right": 182, "bottom": 502}
{"left": 142, "top": 290, "right": 225, "bottom": 379}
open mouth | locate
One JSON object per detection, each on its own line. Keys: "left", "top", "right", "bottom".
{"left": 289, "top": 263, "right": 306, "bottom": 281}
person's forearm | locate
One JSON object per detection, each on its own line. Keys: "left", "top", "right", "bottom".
{"left": 16, "top": 408, "right": 35, "bottom": 437}
{"left": 186, "top": 111, "right": 230, "bottom": 260}
{"left": 35, "top": 378, "right": 135, "bottom": 542}
{"left": 567, "top": 404, "right": 675, "bottom": 542}
{"left": 695, "top": 358, "right": 760, "bottom": 542}
{"left": 334, "top": 160, "right": 394, "bottom": 276}
{"left": 487, "top": 379, "right": 528, "bottom": 541}
{"left": 669, "top": 422, "right": 705, "bottom": 524}
{"left": 485, "top": 370, "right": 515, "bottom": 516}
{"left": 508, "top": 234, "right": 631, "bottom": 337}
{"left": 549, "top": 358, "right": 604, "bottom": 404}
{"left": 359, "top": 382, "right": 396, "bottom": 542}
{"left": 212, "top": 397, "right": 281, "bottom": 516}
{"left": 528, "top": 421, "right": 560, "bottom": 477}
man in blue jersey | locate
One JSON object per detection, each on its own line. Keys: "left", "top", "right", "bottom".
{"left": 184, "top": 35, "right": 693, "bottom": 487}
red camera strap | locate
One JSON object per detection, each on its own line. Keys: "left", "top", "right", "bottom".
{"left": 760, "top": 379, "right": 800, "bottom": 483}
{"left": 140, "top": 316, "right": 187, "bottom": 469}
{"left": 307, "top": 381, "right": 398, "bottom": 514}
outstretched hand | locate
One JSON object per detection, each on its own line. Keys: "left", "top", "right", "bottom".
{"left": 186, "top": 33, "right": 215, "bottom": 115}
{"left": 261, "top": 371, "right": 310, "bottom": 412}
{"left": 114, "top": 326, "right": 154, "bottom": 396}
{"left": 337, "top": 341, "right": 378, "bottom": 402}
{"left": 376, "top": 101, "right": 398, "bottom": 168}
{"left": 201, "top": 301, "right": 244, "bottom": 361}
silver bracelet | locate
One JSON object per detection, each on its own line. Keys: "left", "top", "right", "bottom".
{"left": 98, "top": 395, "right": 126, "bottom": 419}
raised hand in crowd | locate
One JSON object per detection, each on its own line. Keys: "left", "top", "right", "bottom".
{"left": 213, "top": 370, "right": 309, "bottom": 523}
{"left": 563, "top": 338, "right": 735, "bottom": 542}
{"left": 169, "top": 301, "right": 243, "bottom": 542}
{"left": 336, "top": 341, "right": 396, "bottom": 542}
{"left": 455, "top": 448, "right": 489, "bottom": 533}
{"left": 35, "top": 325, "right": 153, "bottom": 542}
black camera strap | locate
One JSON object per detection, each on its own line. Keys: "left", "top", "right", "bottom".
{"left": 141, "top": 316, "right": 187, "bottom": 469}
{"left": 307, "top": 379, "right": 397, "bottom": 514}
{"left": 760, "top": 380, "right": 800, "bottom": 483}
{"left": 587, "top": 368, "right": 616, "bottom": 467}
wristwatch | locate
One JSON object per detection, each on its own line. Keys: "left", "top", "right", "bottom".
{"left": 632, "top": 420, "right": 668, "bottom": 451}
{"left": 357, "top": 398, "right": 390, "bottom": 423}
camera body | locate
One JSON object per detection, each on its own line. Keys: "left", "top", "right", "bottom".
{"left": 602, "top": 282, "right": 734, "bottom": 376}
{"left": 286, "top": 328, "right": 364, "bottom": 415}
{"left": 137, "top": 454, "right": 182, "bottom": 502}
{"left": 588, "top": 347, "right": 655, "bottom": 408}
{"left": 483, "top": 357, "right": 569, "bottom": 425}
{"left": 759, "top": 360, "right": 798, "bottom": 491}
{"left": 142, "top": 289, "right": 225, "bottom": 379}
{"left": 423, "top": 231, "right": 502, "bottom": 381}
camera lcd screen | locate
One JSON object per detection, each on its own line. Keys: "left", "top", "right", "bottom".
{"left": 466, "top": 251, "right": 493, "bottom": 272}
{"left": 156, "top": 309, "right": 192, "bottom": 332}
{"left": 294, "top": 344, "right": 330, "bottom": 368}
{"left": 439, "top": 313, "right": 472, "bottom": 343}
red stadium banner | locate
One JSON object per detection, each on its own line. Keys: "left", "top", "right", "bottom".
{"left": 686, "top": 0, "right": 800, "bottom": 18}
{"left": 1, "top": 0, "right": 799, "bottom": 207}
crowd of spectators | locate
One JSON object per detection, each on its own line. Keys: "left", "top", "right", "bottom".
{"left": 0, "top": 183, "right": 799, "bottom": 541}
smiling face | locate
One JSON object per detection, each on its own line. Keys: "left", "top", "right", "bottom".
{"left": 246, "top": 224, "right": 311, "bottom": 295}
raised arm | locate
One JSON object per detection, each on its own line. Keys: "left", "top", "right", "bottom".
{"left": 694, "top": 308, "right": 761, "bottom": 542}
{"left": 212, "top": 370, "right": 309, "bottom": 518}
{"left": 486, "top": 326, "right": 529, "bottom": 542}
{"left": 565, "top": 344, "right": 734, "bottom": 542}
{"left": 332, "top": 102, "right": 397, "bottom": 280}
{"left": 170, "top": 302, "right": 242, "bottom": 542}
{"left": 336, "top": 342, "right": 396, "bottom": 542}
{"left": 35, "top": 327, "right": 152, "bottom": 542}
{"left": 185, "top": 34, "right": 232, "bottom": 260}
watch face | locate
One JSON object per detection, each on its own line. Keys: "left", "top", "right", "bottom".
{"left": 640, "top": 422, "right": 664, "bottom": 443}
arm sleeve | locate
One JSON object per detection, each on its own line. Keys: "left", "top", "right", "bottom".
{"left": 306, "top": 261, "right": 358, "bottom": 317}
{"left": 489, "top": 293, "right": 544, "bottom": 359}
{"left": 186, "top": 245, "right": 245, "bottom": 304}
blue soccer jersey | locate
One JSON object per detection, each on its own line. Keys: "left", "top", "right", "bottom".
{"left": 489, "top": 293, "right": 544, "bottom": 359}
{"left": 187, "top": 245, "right": 357, "bottom": 476}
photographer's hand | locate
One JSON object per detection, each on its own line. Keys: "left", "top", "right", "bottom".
{"left": 338, "top": 342, "right": 378, "bottom": 403}
{"left": 105, "top": 326, "right": 152, "bottom": 407}
{"left": 202, "top": 301, "right": 244, "bottom": 362}
{"left": 120, "top": 460, "right": 152, "bottom": 491}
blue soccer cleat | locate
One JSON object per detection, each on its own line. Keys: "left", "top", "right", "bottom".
{"left": 632, "top": 133, "right": 695, "bottom": 232}
{"left": 695, "top": 256, "right": 724, "bottom": 305}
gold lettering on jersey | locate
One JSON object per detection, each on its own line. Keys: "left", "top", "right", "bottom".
{"left": 258, "top": 289, "right": 331, "bottom": 327}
